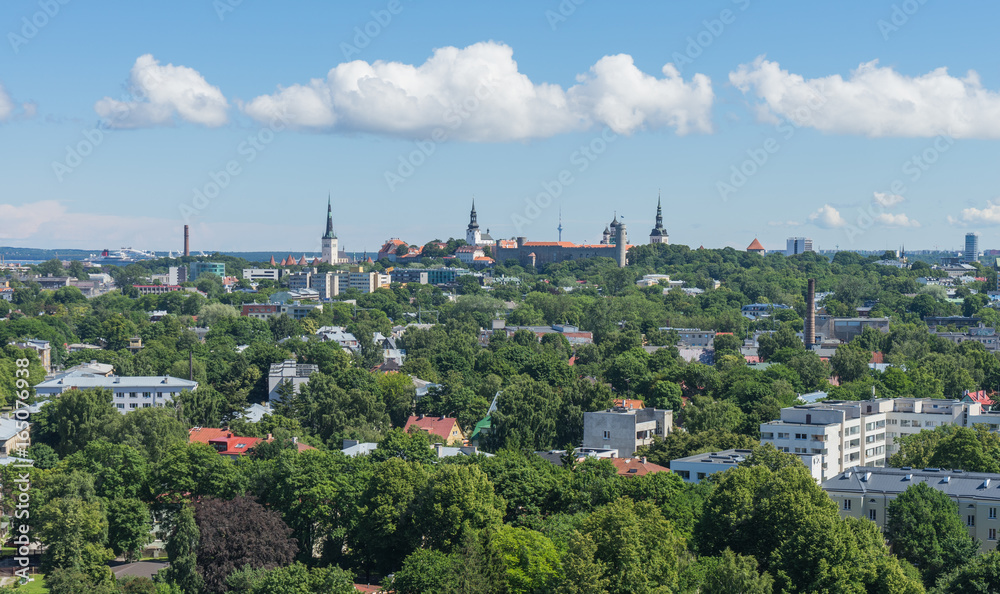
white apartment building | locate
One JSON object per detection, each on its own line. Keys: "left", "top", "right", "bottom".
{"left": 670, "top": 448, "right": 824, "bottom": 484}
{"left": 762, "top": 398, "right": 986, "bottom": 482}
{"left": 242, "top": 268, "right": 282, "bottom": 282}
{"left": 348, "top": 268, "right": 391, "bottom": 294}
{"left": 34, "top": 372, "right": 198, "bottom": 413}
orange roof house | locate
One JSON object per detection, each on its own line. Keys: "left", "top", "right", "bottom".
{"left": 402, "top": 415, "right": 465, "bottom": 445}
{"left": 747, "top": 238, "right": 765, "bottom": 255}
{"left": 188, "top": 428, "right": 314, "bottom": 459}
{"left": 611, "top": 456, "right": 670, "bottom": 476}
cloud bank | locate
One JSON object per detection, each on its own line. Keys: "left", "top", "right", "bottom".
{"left": 731, "top": 57, "right": 1000, "bottom": 138}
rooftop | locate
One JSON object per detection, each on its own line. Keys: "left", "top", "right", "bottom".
{"left": 823, "top": 466, "right": 1000, "bottom": 501}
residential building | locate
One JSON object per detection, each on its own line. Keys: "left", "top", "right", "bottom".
{"left": 659, "top": 327, "right": 715, "bottom": 348}
{"left": 0, "top": 287, "right": 13, "bottom": 301}
{"left": 12, "top": 339, "right": 51, "bottom": 372}
{"left": 267, "top": 359, "right": 318, "bottom": 403}
{"left": 168, "top": 266, "right": 187, "bottom": 285}
{"left": 133, "top": 285, "right": 184, "bottom": 296}
{"left": 488, "top": 320, "right": 594, "bottom": 345}
{"left": 317, "top": 326, "right": 359, "bottom": 351}
{"left": 347, "top": 266, "right": 391, "bottom": 293}
{"left": 761, "top": 398, "right": 985, "bottom": 482}
{"left": 242, "top": 268, "right": 281, "bottom": 282}
{"left": 611, "top": 456, "right": 670, "bottom": 476}
{"left": 311, "top": 272, "right": 342, "bottom": 299}
{"left": 582, "top": 406, "right": 673, "bottom": 457}
{"left": 935, "top": 324, "right": 1000, "bottom": 352}
{"left": 287, "top": 271, "right": 312, "bottom": 291}
{"left": 403, "top": 415, "right": 466, "bottom": 445}
{"left": 0, "top": 418, "right": 30, "bottom": 457}
{"left": 455, "top": 245, "right": 486, "bottom": 264}
{"left": 241, "top": 304, "right": 279, "bottom": 319}
{"left": 786, "top": 237, "right": 814, "bottom": 256}
{"left": 965, "top": 232, "right": 980, "bottom": 263}
{"left": 741, "top": 303, "right": 792, "bottom": 320}
{"left": 670, "top": 448, "right": 823, "bottom": 484}
{"left": 33, "top": 372, "right": 197, "bottom": 413}
{"left": 814, "top": 315, "right": 891, "bottom": 343}
{"left": 189, "top": 427, "right": 313, "bottom": 460}
{"left": 188, "top": 261, "right": 225, "bottom": 281}
{"left": 390, "top": 267, "right": 467, "bottom": 285}
{"left": 823, "top": 466, "right": 1000, "bottom": 552}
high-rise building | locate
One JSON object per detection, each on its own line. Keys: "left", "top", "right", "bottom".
{"left": 786, "top": 237, "right": 814, "bottom": 256}
{"left": 965, "top": 232, "right": 980, "bottom": 263}
{"left": 649, "top": 195, "right": 669, "bottom": 245}
{"left": 321, "top": 195, "right": 339, "bottom": 264}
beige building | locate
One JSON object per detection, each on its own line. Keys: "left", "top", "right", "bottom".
{"left": 823, "top": 466, "right": 1000, "bottom": 552}
{"left": 761, "top": 398, "right": 986, "bottom": 482}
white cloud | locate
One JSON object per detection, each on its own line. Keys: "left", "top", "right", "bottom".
{"left": 873, "top": 192, "right": 904, "bottom": 207}
{"left": 94, "top": 54, "right": 229, "bottom": 128}
{"left": 242, "top": 42, "right": 714, "bottom": 141}
{"left": 874, "top": 212, "right": 920, "bottom": 227}
{"left": 0, "top": 83, "right": 37, "bottom": 122}
{"left": 767, "top": 220, "right": 801, "bottom": 227}
{"left": 730, "top": 56, "right": 1000, "bottom": 138}
{"left": 953, "top": 200, "right": 1000, "bottom": 226}
{"left": 808, "top": 204, "right": 846, "bottom": 228}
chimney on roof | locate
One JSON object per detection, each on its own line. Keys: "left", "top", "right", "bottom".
{"left": 641, "top": 456, "right": 647, "bottom": 464}
{"left": 266, "top": 433, "right": 273, "bottom": 441}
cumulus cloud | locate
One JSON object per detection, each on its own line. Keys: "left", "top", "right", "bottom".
{"left": 874, "top": 212, "right": 920, "bottom": 227}
{"left": 0, "top": 83, "right": 37, "bottom": 122}
{"left": 730, "top": 56, "right": 1000, "bottom": 138}
{"left": 873, "top": 192, "right": 904, "bottom": 207}
{"left": 808, "top": 204, "right": 847, "bottom": 228}
{"left": 95, "top": 54, "right": 229, "bottom": 128}
{"left": 242, "top": 42, "right": 714, "bottom": 141}
{"left": 952, "top": 200, "right": 1000, "bottom": 226}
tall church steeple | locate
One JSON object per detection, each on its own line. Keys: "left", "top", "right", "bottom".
{"left": 649, "top": 192, "right": 669, "bottom": 245}
{"left": 466, "top": 197, "right": 482, "bottom": 245}
{"left": 321, "top": 194, "right": 339, "bottom": 264}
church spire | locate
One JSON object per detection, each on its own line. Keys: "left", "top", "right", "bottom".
{"left": 323, "top": 193, "right": 336, "bottom": 239}
{"left": 468, "top": 197, "right": 479, "bottom": 230}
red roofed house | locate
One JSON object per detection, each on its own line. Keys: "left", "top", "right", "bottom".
{"left": 611, "top": 456, "right": 670, "bottom": 477}
{"left": 189, "top": 427, "right": 315, "bottom": 459}
{"left": 613, "top": 399, "right": 645, "bottom": 410}
{"left": 403, "top": 415, "right": 465, "bottom": 445}
{"left": 747, "top": 238, "right": 765, "bottom": 255}
{"left": 962, "top": 389, "right": 995, "bottom": 407}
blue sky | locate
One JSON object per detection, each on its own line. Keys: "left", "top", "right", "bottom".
{"left": 2, "top": 0, "right": 1000, "bottom": 253}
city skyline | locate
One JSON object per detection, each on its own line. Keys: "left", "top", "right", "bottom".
{"left": 3, "top": 1, "right": 1000, "bottom": 251}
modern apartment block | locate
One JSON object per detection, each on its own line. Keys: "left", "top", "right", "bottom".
{"left": 762, "top": 398, "right": 990, "bottom": 482}
{"left": 188, "top": 261, "right": 226, "bottom": 282}
{"left": 823, "top": 466, "right": 1000, "bottom": 552}
{"left": 267, "top": 359, "right": 318, "bottom": 403}
{"left": 582, "top": 406, "right": 673, "bottom": 457}
{"left": 670, "top": 448, "right": 824, "bottom": 484}
{"left": 34, "top": 371, "right": 198, "bottom": 413}
{"left": 786, "top": 237, "right": 814, "bottom": 256}
{"left": 242, "top": 268, "right": 282, "bottom": 282}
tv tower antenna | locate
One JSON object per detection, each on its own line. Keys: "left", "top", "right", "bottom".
{"left": 557, "top": 205, "right": 564, "bottom": 242}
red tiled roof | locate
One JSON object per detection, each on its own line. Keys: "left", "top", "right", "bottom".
{"left": 965, "top": 390, "right": 994, "bottom": 406}
{"left": 613, "top": 398, "right": 645, "bottom": 410}
{"left": 455, "top": 245, "right": 481, "bottom": 252}
{"left": 611, "top": 457, "right": 670, "bottom": 476}
{"left": 744, "top": 355, "right": 762, "bottom": 364}
{"left": 870, "top": 352, "right": 884, "bottom": 364}
{"left": 403, "top": 415, "right": 462, "bottom": 441}
{"left": 747, "top": 238, "right": 765, "bottom": 251}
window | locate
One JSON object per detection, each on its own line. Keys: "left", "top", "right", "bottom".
{"left": 143, "top": 403, "right": 150, "bottom": 408}
{"left": 603, "top": 431, "right": 610, "bottom": 440}
{"left": 116, "top": 403, "right": 124, "bottom": 409}
{"left": 778, "top": 432, "right": 789, "bottom": 439}
{"left": 968, "top": 515, "right": 976, "bottom": 527}
{"left": 991, "top": 529, "right": 997, "bottom": 541}
{"left": 677, "top": 470, "right": 690, "bottom": 480}
{"left": 143, "top": 391, "right": 152, "bottom": 398}
{"left": 843, "top": 500, "right": 852, "bottom": 511}
{"left": 869, "top": 509, "right": 876, "bottom": 521}
{"left": 990, "top": 507, "right": 996, "bottom": 519}
{"left": 761, "top": 432, "right": 774, "bottom": 440}
{"left": 795, "top": 433, "right": 807, "bottom": 440}
{"left": 697, "top": 472, "right": 707, "bottom": 480}
{"left": 129, "top": 403, "right": 137, "bottom": 409}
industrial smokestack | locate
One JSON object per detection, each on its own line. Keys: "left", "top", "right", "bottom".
{"left": 184, "top": 225, "right": 190, "bottom": 257}
{"left": 805, "top": 278, "right": 816, "bottom": 348}
{"left": 616, "top": 222, "right": 627, "bottom": 268}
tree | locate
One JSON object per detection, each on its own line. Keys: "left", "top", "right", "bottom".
{"left": 162, "top": 504, "right": 203, "bottom": 594}
{"left": 63, "top": 440, "right": 150, "bottom": 500}
{"left": 38, "top": 497, "right": 115, "bottom": 588}
{"left": 226, "top": 563, "right": 356, "bottom": 594}
{"left": 933, "top": 550, "right": 1000, "bottom": 593}
{"left": 390, "top": 549, "right": 459, "bottom": 594}
{"left": 492, "top": 525, "right": 563, "bottom": 594}
{"left": 680, "top": 396, "right": 745, "bottom": 434}
{"left": 830, "top": 343, "right": 870, "bottom": 383}
{"left": 697, "top": 549, "right": 773, "bottom": 594}
{"left": 886, "top": 481, "right": 978, "bottom": 585}
{"left": 33, "top": 387, "right": 122, "bottom": 457}
{"left": 113, "top": 406, "right": 189, "bottom": 461}
{"left": 152, "top": 442, "right": 235, "bottom": 499}
{"left": 194, "top": 496, "right": 298, "bottom": 593}
{"left": 199, "top": 302, "right": 239, "bottom": 327}
{"left": 556, "top": 530, "right": 610, "bottom": 594}
{"left": 107, "top": 497, "right": 152, "bottom": 562}
{"left": 485, "top": 376, "right": 560, "bottom": 452}
{"left": 414, "top": 464, "right": 505, "bottom": 552}
{"left": 891, "top": 425, "right": 1000, "bottom": 473}
{"left": 583, "top": 498, "right": 683, "bottom": 594}
{"left": 713, "top": 333, "right": 743, "bottom": 354}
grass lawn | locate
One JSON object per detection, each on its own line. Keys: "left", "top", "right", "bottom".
{"left": 3, "top": 575, "right": 47, "bottom": 592}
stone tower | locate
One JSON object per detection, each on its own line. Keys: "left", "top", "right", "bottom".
{"left": 616, "top": 221, "right": 627, "bottom": 268}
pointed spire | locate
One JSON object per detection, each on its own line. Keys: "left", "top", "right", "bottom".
{"left": 323, "top": 194, "right": 336, "bottom": 239}
{"left": 468, "top": 196, "right": 479, "bottom": 230}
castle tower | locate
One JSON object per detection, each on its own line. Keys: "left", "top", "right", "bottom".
{"left": 466, "top": 198, "right": 481, "bottom": 246}
{"left": 616, "top": 221, "right": 627, "bottom": 268}
{"left": 649, "top": 194, "right": 669, "bottom": 244}
{"left": 321, "top": 195, "right": 338, "bottom": 264}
